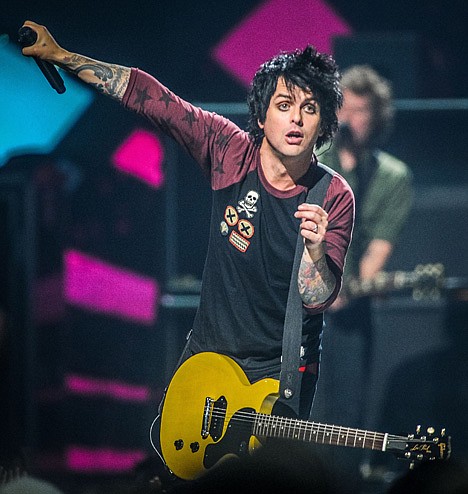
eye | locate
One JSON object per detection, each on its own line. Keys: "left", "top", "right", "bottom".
{"left": 303, "top": 103, "right": 317, "bottom": 114}
{"left": 278, "top": 102, "right": 290, "bottom": 111}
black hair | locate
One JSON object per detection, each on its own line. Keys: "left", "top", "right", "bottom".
{"left": 247, "top": 45, "right": 342, "bottom": 150}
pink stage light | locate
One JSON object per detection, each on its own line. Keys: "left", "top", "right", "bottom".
{"left": 64, "top": 249, "right": 159, "bottom": 324}
{"left": 212, "top": 0, "right": 352, "bottom": 86}
{"left": 66, "top": 446, "right": 146, "bottom": 473}
{"left": 112, "top": 128, "right": 165, "bottom": 188}
{"left": 65, "top": 374, "right": 150, "bottom": 402}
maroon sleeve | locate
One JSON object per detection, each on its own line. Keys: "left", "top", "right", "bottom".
{"left": 122, "top": 68, "right": 255, "bottom": 189}
{"left": 304, "top": 173, "right": 355, "bottom": 313}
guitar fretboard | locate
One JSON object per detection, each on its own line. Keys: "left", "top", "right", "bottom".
{"left": 253, "top": 413, "right": 387, "bottom": 451}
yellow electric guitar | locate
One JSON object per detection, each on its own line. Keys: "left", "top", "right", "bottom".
{"left": 158, "top": 352, "right": 451, "bottom": 480}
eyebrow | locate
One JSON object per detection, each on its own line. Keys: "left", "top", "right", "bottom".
{"left": 274, "top": 92, "right": 319, "bottom": 104}
{"left": 274, "top": 92, "right": 294, "bottom": 100}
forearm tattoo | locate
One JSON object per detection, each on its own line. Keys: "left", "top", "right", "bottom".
{"left": 58, "top": 54, "right": 130, "bottom": 100}
{"left": 298, "top": 254, "right": 336, "bottom": 305}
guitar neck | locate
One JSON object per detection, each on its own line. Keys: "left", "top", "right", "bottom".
{"left": 344, "top": 263, "right": 445, "bottom": 300}
{"left": 253, "top": 413, "right": 397, "bottom": 452}
{"left": 346, "top": 271, "right": 414, "bottom": 298}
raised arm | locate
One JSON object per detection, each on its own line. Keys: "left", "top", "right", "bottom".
{"left": 20, "top": 20, "right": 130, "bottom": 101}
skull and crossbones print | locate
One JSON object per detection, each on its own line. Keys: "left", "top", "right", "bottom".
{"left": 236, "top": 190, "right": 259, "bottom": 218}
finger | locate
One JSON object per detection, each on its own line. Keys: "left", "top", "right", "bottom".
{"left": 296, "top": 207, "right": 328, "bottom": 222}
{"left": 300, "top": 219, "right": 319, "bottom": 232}
{"left": 295, "top": 212, "right": 328, "bottom": 228}
{"left": 297, "top": 203, "right": 328, "bottom": 216}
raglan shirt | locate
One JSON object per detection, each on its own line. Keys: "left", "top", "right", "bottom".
{"left": 123, "top": 69, "right": 354, "bottom": 381}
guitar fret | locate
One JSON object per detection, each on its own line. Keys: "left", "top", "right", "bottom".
{"left": 310, "top": 422, "right": 318, "bottom": 443}
{"left": 276, "top": 415, "right": 282, "bottom": 437}
{"left": 302, "top": 420, "right": 308, "bottom": 441}
{"left": 322, "top": 424, "right": 327, "bottom": 444}
{"left": 293, "top": 419, "right": 300, "bottom": 439}
{"left": 272, "top": 414, "right": 278, "bottom": 438}
{"left": 273, "top": 416, "right": 279, "bottom": 438}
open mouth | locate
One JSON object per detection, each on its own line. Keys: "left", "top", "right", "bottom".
{"left": 285, "top": 130, "right": 303, "bottom": 144}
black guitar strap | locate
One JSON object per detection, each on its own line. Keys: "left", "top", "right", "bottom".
{"left": 278, "top": 163, "right": 334, "bottom": 416}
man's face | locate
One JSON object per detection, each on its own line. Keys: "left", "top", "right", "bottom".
{"left": 259, "top": 78, "right": 322, "bottom": 162}
{"left": 338, "top": 89, "right": 373, "bottom": 146}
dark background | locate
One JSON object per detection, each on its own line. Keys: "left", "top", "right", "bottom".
{"left": 1, "top": 1, "right": 468, "bottom": 492}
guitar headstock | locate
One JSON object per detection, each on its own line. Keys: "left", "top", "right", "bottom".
{"left": 412, "top": 263, "right": 445, "bottom": 300}
{"left": 387, "top": 426, "right": 451, "bottom": 463}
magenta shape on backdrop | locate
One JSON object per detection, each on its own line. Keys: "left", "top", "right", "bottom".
{"left": 112, "top": 128, "right": 165, "bottom": 188}
{"left": 65, "top": 374, "right": 150, "bottom": 402}
{"left": 212, "top": 0, "right": 352, "bottom": 86}
{"left": 66, "top": 446, "right": 146, "bottom": 472}
{"left": 64, "top": 249, "right": 159, "bottom": 324}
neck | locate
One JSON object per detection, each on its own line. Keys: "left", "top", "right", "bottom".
{"left": 260, "top": 146, "right": 313, "bottom": 191}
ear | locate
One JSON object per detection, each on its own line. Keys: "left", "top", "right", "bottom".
{"left": 257, "top": 118, "right": 264, "bottom": 130}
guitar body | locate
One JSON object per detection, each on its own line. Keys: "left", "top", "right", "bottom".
{"left": 160, "top": 352, "right": 280, "bottom": 480}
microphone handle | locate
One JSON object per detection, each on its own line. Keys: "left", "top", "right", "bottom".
{"left": 34, "top": 58, "right": 66, "bottom": 94}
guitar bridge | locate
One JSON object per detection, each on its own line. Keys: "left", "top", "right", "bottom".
{"left": 201, "top": 396, "right": 227, "bottom": 441}
{"left": 201, "top": 397, "right": 214, "bottom": 439}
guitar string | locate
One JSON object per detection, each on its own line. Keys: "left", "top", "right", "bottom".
{"left": 204, "top": 405, "right": 394, "bottom": 447}
{"left": 202, "top": 404, "right": 425, "bottom": 449}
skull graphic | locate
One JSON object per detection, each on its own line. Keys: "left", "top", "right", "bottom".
{"left": 237, "top": 190, "right": 259, "bottom": 218}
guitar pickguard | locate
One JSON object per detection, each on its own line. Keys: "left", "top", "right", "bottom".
{"left": 204, "top": 407, "right": 256, "bottom": 469}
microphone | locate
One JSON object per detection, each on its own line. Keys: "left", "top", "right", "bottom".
{"left": 18, "top": 26, "right": 66, "bottom": 94}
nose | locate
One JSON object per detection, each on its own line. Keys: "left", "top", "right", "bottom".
{"left": 291, "top": 106, "right": 303, "bottom": 126}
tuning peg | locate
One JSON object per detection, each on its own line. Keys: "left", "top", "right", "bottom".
{"left": 441, "top": 428, "right": 446, "bottom": 437}
{"left": 416, "top": 425, "right": 421, "bottom": 434}
{"left": 427, "top": 426, "right": 435, "bottom": 435}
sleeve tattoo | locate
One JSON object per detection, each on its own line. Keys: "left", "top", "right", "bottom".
{"left": 58, "top": 55, "right": 130, "bottom": 99}
{"left": 298, "top": 255, "right": 336, "bottom": 305}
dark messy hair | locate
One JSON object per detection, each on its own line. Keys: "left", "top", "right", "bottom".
{"left": 247, "top": 45, "right": 342, "bottom": 150}
{"left": 341, "top": 64, "right": 395, "bottom": 144}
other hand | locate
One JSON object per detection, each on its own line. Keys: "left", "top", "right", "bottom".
{"left": 294, "top": 203, "right": 328, "bottom": 247}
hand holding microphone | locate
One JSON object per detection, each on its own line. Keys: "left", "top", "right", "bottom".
{"left": 18, "top": 24, "right": 66, "bottom": 94}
